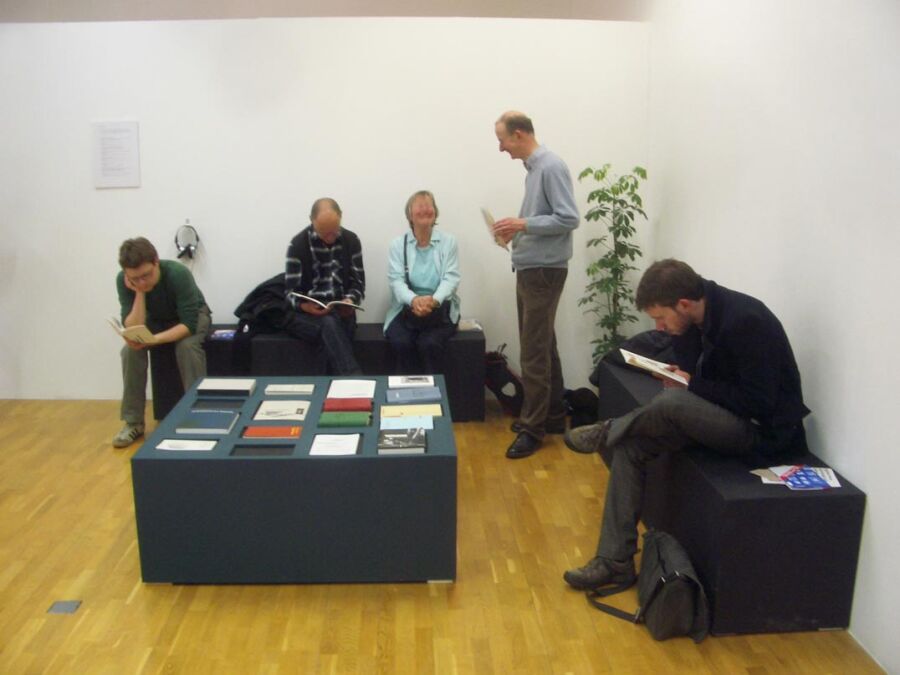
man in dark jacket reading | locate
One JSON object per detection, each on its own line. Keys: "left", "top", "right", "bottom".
{"left": 563, "top": 258, "right": 810, "bottom": 590}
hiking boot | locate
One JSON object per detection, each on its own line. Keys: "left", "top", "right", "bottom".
{"left": 113, "top": 422, "right": 144, "bottom": 448}
{"left": 563, "top": 556, "right": 636, "bottom": 591}
{"left": 510, "top": 419, "right": 566, "bottom": 435}
{"left": 564, "top": 420, "right": 611, "bottom": 454}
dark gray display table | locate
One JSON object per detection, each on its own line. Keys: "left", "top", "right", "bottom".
{"left": 131, "top": 375, "right": 457, "bottom": 584}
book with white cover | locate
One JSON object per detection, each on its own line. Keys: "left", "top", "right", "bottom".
{"left": 309, "top": 434, "right": 360, "bottom": 456}
{"left": 156, "top": 439, "right": 217, "bottom": 451}
{"left": 288, "top": 292, "right": 364, "bottom": 311}
{"left": 619, "top": 349, "right": 688, "bottom": 386}
{"left": 264, "top": 383, "right": 315, "bottom": 395}
{"left": 380, "top": 415, "right": 434, "bottom": 430}
{"left": 197, "top": 377, "right": 257, "bottom": 396}
{"left": 387, "top": 375, "right": 434, "bottom": 389}
{"left": 327, "top": 379, "right": 376, "bottom": 399}
{"left": 480, "top": 208, "right": 509, "bottom": 250}
{"left": 253, "top": 399, "right": 310, "bottom": 421}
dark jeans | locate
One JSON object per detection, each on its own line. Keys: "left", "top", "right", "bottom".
{"left": 286, "top": 311, "right": 361, "bottom": 375}
{"left": 596, "top": 388, "right": 758, "bottom": 561}
{"left": 516, "top": 267, "right": 568, "bottom": 439}
{"left": 385, "top": 311, "right": 458, "bottom": 375}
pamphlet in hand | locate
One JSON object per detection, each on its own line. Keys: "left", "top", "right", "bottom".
{"left": 288, "top": 292, "right": 364, "bottom": 311}
{"left": 108, "top": 316, "right": 156, "bottom": 345}
{"left": 619, "top": 348, "right": 688, "bottom": 386}
{"left": 480, "top": 208, "right": 510, "bottom": 251}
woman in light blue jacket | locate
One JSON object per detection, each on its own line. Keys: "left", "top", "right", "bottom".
{"left": 384, "top": 190, "right": 461, "bottom": 375}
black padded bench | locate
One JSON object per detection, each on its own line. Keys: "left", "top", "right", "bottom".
{"left": 592, "top": 360, "right": 866, "bottom": 635}
{"left": 201, "top": 323, "right": 485, "bottom": 422}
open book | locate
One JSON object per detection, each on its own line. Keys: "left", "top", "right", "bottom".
{"left": 480, "top": 208, "right": 510, "bottom": 250}
{"left": 288, "top": 292, "right": 364, "bottom": 311}
{"left": 108, "top": 316, "right": 156, "bottom": 344}
{"left": 619, "top": 348, "right": 688, "bottom": 386}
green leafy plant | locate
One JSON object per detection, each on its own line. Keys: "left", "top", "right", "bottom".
{"left": 578, "top": 164, "right": 648, "bottom": 362}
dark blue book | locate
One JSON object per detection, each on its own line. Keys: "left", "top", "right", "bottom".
{"left": 385, "top": 386, "right": 442, "bottom": 404}
{"left": 176, "top": 410, "right": 239, "bottom": 434}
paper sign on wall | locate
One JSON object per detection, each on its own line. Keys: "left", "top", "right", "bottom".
{"left": 93, "top": 121, "right": 141, "bottom": 188}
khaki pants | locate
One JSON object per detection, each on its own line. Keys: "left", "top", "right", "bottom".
{"left": 120, "top": 306, "right": 211, "bottom": 424}
{"left": 515, "top": 267, "right": 568, "bottom": 439}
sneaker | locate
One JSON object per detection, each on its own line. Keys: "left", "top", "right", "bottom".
{"left": 510, "top": 418, "right": 566, "bottom": 435}
{"left": 563, "top": 556, "right": 636, "bottom": 591}
{"left": 113, "top": 422, "right": 145, "bottom": 448}
{"left": 564, "top": 420, "right": 611, "bottom": 455}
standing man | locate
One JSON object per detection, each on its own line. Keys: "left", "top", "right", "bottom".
{"left": 563, "top": 259, "right": 810, "bottom": 590}
{"left": 113, "top": 237, "right": 211, "bottom": 447}
{"left": 493, "top": 111, "right": 580, "bottom": 459}
{"left": 284, "top": 197, "right": 366, "bottom": 375}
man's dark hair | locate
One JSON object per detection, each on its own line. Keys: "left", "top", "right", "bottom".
{"left": 635, "top": 259, "right": 705, "bottom": 309}
{"left": 499, "top": 111, "right": 535, "bottom": 136}
{"left": 118, "top": 237, "right": 159, "bottom": 269}
{"left": 310, "top": 197, "right": 342, "bottom": 221}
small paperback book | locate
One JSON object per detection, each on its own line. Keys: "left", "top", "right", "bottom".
{"left": 381, "top": 403, "right": 442, "bottom": 418}
{"left": 176, "top": 410, "right": 239, "bottom": 435}
{"left": 241, "top": 425, "right": 302, "bottom": 439}
{"left": 386, "top": 386, "right": 441, "bottom": 404}
{"left": 309, "top": 433, "right": 360, "bottom": 456}
{"left": 327, "top": 379, "right": 377, "bottom": 399}
{"left": 387, "top": 375, "right": 434, "bottom": 389}
{"left": 619, "top": 349, "right": 688, "bottom": 386}
{"left": 253, "top": 400, "right": 310, "bottom": 422}
{"left": 377, "top": 428, "right": 427, "bottom": 455}
{"left": 108, "top": 316, "right": 156, "bottom": 345}
{"left": 197, "top": 377, "right": 257, "bottom": 397}
{"left": 156, "top": 439, "right": 218, "bottom": 451}
{"left": 323, "top": 397, "right": 373, "bottom": 412}
{"left": 289, "top": 292, "right": 364, "bottom": 311}
{"left": 318, "top": 411, "right": 372, "bottom": 427}
{"left": 264, "top": 383, "right": 315, "bottom": 396}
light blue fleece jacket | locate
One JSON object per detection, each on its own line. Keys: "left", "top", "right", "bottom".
{"left": 512, "top": 145, "right": 580, "bottom": 270}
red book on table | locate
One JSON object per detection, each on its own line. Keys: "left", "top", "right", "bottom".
{"left": 241, "top": 425, "right": 302, "bottom": 438}
{"left": 322, "top": 397, "right": 373, "bottom": 412}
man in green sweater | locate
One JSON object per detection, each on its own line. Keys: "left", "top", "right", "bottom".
{"left": 113, "top": 237, "right": 211, "bottom": 447}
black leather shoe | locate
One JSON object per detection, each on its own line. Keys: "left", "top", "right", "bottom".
{"left": 510, "top": 419, "right": 566, "bottom": 434}
{"left": 563, "top": 556, "right": 636, "bottom": 591}
{"left": 505, "top": 432, "right": 542, "bottom": 459}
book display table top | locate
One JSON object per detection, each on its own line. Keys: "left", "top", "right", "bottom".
{"left": 131, "top": 375, "right": 457, "bottom": 584}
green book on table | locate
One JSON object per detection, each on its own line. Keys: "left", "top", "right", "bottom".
{"left": 317, "top": 411, "right": 372, "bottom": 427}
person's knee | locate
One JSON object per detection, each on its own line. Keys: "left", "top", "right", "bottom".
{"left": 650, "top": 388, "right": 695, "bottom": 420}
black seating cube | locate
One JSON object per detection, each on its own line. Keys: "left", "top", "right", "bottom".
{"left": 593, "top": 360, "right": 866, "bottom": 635}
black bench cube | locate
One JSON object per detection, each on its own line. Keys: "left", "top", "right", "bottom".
{"left": 204, "top": 323, "right": 485, "bottom": 422}
{"left": 593, "top": 360, "right": 866, "bottom": 635}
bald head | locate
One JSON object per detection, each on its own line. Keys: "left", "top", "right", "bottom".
{"left": 495, "top": 110, "right": 538, "bottom": 161}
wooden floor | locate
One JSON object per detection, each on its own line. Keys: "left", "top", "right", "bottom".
{"left": 0, "top": 399, "right": 882, "bottom": 674}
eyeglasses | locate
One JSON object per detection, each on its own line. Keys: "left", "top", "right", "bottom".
{"left": 125, "top": 266, "right": 156, "bottom": 285}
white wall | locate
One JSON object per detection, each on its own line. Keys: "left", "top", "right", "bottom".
{"left": 0, "top": 18, "right": 649, "bottom": 399}
{"left": 647, "top": 1, "right": 900, "bottom": 671}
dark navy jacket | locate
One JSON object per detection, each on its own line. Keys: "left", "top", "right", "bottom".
{"left": 672, "top": 280, "right": 810, "bottom": 455}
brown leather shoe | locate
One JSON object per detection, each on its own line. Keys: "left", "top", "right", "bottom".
{"left": 564, "top": 420, "right": 611, "bottom": 454}
{"left": 563, "top": 556, "right": 636, "bottom": 591}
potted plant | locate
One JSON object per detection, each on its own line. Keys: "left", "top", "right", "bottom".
{"left": 578, "top": 164, "right": 648, "bottom": 362}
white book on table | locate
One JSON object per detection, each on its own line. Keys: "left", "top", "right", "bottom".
{"left": 309, "top": 434, "right": 360, "bottom": 456}
{"left": 326, "top": 379, "right": 376, "bottom": 399}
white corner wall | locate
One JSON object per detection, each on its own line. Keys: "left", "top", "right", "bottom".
{"left": 0, "top": 18, "right": 649, "bottom": 399}
{"left": 647, "top": 1, "right": 900, "bottom": 670}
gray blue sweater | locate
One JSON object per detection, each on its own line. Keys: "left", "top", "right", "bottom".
{"left": 512, "top": 145, "right": 580, "bottom": 270}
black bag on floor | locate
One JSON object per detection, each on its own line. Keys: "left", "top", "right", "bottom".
{"left": 586, "top": 530, "right": 710, "bottom": 642}
{"left": 484, "top": 344, "right": 524, "bottom": 417}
